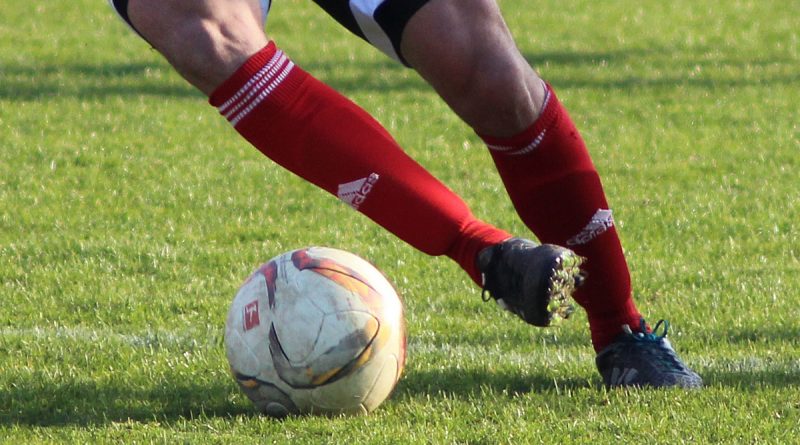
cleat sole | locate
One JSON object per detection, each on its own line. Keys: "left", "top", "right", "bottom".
{"left": 545, "top": 251, "right": 585, "bottom": 325}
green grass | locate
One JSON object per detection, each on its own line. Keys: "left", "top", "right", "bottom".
{"left": 1, "top": 0, "right": 799, "bottom": 443}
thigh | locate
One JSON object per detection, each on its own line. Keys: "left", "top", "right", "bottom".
{"left": 399, "top": 0, "right": 544, "bottom": 135}
{"left": 114, "top": 0, "right": 271, "bottom": 94}
{"left": 312, "top": 0, "right": 432, "bottom": 65}
{"left": 109, "top": 0, "right": 271, "bottom": 34}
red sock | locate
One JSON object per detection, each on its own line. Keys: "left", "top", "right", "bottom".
{"left": 209, "top": 42, "right": 510, "bottom": 284}
{"left": 480, "top": 84, "right": 642, "bottom": 351}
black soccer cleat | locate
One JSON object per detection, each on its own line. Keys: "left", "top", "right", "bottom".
{"left": 595, "top": 319, "right": 703, "bottom": 388}
{"left": 477, "top": 237, "right": 585, "bottom": 327}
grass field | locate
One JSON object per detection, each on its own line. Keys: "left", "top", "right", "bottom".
{"left": 1, "top": 0, "right": 799, "bottom": 443}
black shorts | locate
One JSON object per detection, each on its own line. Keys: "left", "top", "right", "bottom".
{"left": 109, "top": 0, "right": 133, "bottom": 30}
{"left": 109, "top": 0, "right": 431, "bottom": 65}
{"left": 311, "top": 0, "right": 431, "bottom": 64}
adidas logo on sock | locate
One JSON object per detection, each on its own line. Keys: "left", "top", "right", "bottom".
{"left": 567, "top": 209, "right": 614, "bottom": 246}
{"left": 337, "top": 173, "right": 380, "bottom": 210}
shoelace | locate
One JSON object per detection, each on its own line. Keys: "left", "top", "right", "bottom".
{"left": 621, "top": 319, "right": 686, "bottom": 372}
{"left": 622, "top": 318, "right": 669, "bottom": 341}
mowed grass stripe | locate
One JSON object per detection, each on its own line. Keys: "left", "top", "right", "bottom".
{"left": 0, "top": 325, "right": 593, "bottom": 365}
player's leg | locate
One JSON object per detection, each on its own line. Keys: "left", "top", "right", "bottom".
{"left": 120, "top": 0, "right": 268, "bottom": 95}
{"left": 307, "top": 0, "right": 633, "bottom": 343}
{"left": 112, "top": 0, "right": 581, "bottom": 316}
{"left": 307, "top": 0, "right": 699, "bottom": 386}
{"left": 400, "top": 0, "right": 701, "bottom": 387}
{"left": 397, "top": 0, "right": 637, "bottom": 346}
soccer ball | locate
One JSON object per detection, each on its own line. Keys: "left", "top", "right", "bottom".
{"left": 224, "top": 247, "right": 406, "bottom": 417}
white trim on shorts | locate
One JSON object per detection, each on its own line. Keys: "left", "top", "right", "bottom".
{"left": 349, "top": 0, "right": 400, "bottom": 61}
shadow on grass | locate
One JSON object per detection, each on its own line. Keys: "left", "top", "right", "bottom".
{"left": 1, "top": 366, "right": 593, "bottom": 426}
{"left": 712, "top": 325, "right": 800, "bottom": 345}
{"left": 0, "top": 378, "right": 253, "bottom": 427}
{"left": 546, "top": 72, "right": 800, "bottom": 91}
{"left": 7, "top": 355, "right": 796, "bottom": 427}
{"left": 4, "top": 44, "right": 796, "bottom": 103}
{"left": 400, "top": 362, "right": 800, "bottom": 395}
{"left": 0, "top": 62, "right": 200, "bottom": 101}
{"left": 523, "top": 47, "right": 647, "bottom": 68}
{"left": 523, "top": 47, "right": 800, "bottom": 90}
{"left": 702, "top": 368, "right": 800, "bottom": 389}
{"left": 397, "top": 367, "right": 595, "bottom": 399}
{"left": 0, "top": 58, "right": 419, "bottom": 102}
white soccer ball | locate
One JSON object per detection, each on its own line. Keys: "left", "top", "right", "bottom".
{"left": 224, "top": 247, "right": 406, "bottom": 417}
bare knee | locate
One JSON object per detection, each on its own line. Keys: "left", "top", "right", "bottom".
{"left": 449, "top": 46, "right": 543, "bottom": 137}
{"left": 126, "top": 0, "right": 268, "bottom": 94}
{"left": 401, "top": 0, "right": 545, "bottom": 137}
